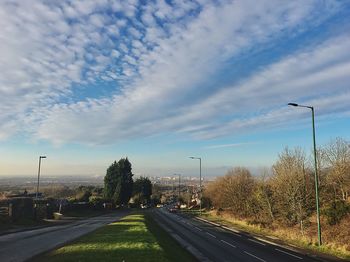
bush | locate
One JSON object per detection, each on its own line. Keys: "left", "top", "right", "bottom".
{"left": 9, "top": 197, "right": 34, "bottom": 222}
{"left": 89, "top": 196, "right": 105, "bottom": 209}
{"left": 324, "top": 200, "right": 350, "bottom": 225}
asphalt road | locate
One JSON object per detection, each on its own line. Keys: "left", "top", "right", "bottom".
{"left": 152, "top": 208, "right": 341, "bottom": 262}
{"left": 0, "top": 211, "right": 129, "bottom": 262}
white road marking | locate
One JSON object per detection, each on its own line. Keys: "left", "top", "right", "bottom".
{"left": 244, "top": 251, "right": 266, "bottom": 262}
{"left": 221, "top": 225, "right": 240, "bottom": 233}
{"left": 248, "top": 238, "right": 266, "bottom": 246}
{"left": 196, "top": 217, "right": 221, "bottom": 227}
{"left": 206, "top": 232, "right": 217, "bottom": 238}
{"left": 221, "top": 226, "right": 242, "bottom": 237}
{"left": 195, "top": 226, "right": 203, "bottom": 231}
{"left": 220, "top": 239, "right": 236, "bottom": 248}
{"left": 275, "top": 248, "right": 303, "bottom": 260}
{"left": 254, "top": 237, "right": 277, "bottom": 246}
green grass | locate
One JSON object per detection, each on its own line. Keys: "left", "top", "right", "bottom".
{"left": 36, "top": 212, "right": 196, "bottom": 262}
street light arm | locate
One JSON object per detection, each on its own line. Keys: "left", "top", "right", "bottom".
{"left": 288, "top": 103, "right": 313, "bottom": 110}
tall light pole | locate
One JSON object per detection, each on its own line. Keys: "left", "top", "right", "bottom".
{"left": 36, "top": 156, "right": 46, "bottom": 199}
{"left": 288, "top": 103, "right": 322, "bottom": 246}
{"left": 178, "top": 174, "right": 181, "bottom": 199}
{"left": 189, "top": 156, "right": 202, "bottom": 215}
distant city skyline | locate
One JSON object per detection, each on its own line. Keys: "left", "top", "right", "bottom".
{"left": 1, "top": 1, "right": 350, "bottom": 177}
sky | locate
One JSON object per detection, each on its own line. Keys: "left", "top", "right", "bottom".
{"left": 0, "top": 0, "right": 350, "bottom": 178}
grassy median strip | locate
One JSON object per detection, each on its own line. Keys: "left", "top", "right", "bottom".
{"left": 37, "top": 212, "right": 196, "bottom": 262}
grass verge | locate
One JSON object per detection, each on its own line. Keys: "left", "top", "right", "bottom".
{"left": 36, "top": 212, "right": 196, "bottom": 262}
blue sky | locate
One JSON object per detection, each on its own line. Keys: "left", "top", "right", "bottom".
{"left": 0, "top": 0, "right": 350, "bottom": 177}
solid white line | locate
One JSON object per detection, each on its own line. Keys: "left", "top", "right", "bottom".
{"left": 255, "top": 237, "right": 277, "bottom": 246}
{"left": 196, "top": 217, "right": 221, "bottom": 227}
{"left": 275, "top": 248, "right": 303, "bottom": 259}
{"left": 206, "top": 232, "right": 217, "bottom": 238}
{"left": 248, "top": 238, "right": 266, "bottom": 246}
{"left": 221, "top": 226, "right": 242, "bottom": 237}
{"left": 220, "top": 239, "right": 236, "bottom": 248}
{"left": 195, "top": 226, "right": 203, "bottom": 231}
{"left": 221, "top": 225, "right": 240, "bottom": 233}
{"left": 244, "top": 251, "right": 266, "bottom": 262}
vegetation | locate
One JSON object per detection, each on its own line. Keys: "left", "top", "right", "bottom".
{"left": 36, "top": 213, "right": 195, "bottom": 262}
{"left": 204, "top": 137, "right": 350, "bottom": 258}
{"left": 132, "top": 177, "right": 152, "bottom": 205}
{"left": 104, "top": 158, "right": 134, "bottom": 205}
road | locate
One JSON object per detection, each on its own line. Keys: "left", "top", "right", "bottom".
{"left": 152, "top": 208, "right": 340, "bottom": 262}
{"left": 0, "top": 211, "right": 129, "bottom": 262}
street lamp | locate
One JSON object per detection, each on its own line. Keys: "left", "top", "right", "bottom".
{"left": 189, "top": 156, "right": 202, "bottom": 215}
{"left": 288, "top": 103, "right": 322, "bottom": 246}
{"left": 36, "top": 156, "right": 47, "bottom": 199}
{"left": 178, "top": 174, "right": 181, "bottom": 199}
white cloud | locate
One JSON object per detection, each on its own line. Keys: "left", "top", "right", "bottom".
{"left": 0, "top": 0, "right": 348, "bottom": 144}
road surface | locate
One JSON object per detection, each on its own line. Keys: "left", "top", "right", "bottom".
{"left": 152, "top": 208, "right": 341, "bottom": 262}
{"left": 0, "top": 211, "right": 129, "bottom": 262}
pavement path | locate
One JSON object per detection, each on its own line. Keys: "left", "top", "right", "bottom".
{"left": 0, "top": 211, "right": 129, "bottom": 262}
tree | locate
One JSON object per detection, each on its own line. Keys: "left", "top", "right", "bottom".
{"left": 272, "top": 147, "right": 313, "bottom": 230}
{"left": 104, "top": 158, "right": 134, "bottom": 205}
{"left": 133, "top": 177, "right": 152, "bottom": 204}
{"left": 205, "top": 167, "right": 256, "bottom": 217}
{"left": 322, "top": 137, "right": 350, "bottom": 201}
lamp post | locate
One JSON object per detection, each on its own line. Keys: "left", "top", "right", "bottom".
{"left": 178, "top": 174, "right": 181, "bottom": 199}
{"left": 288, "top": 103, "right": 322, "bottom": 246}
{"left": 189, "top": 156, "right": 202, "bottom": 215}
{"left": 36, "top": 156, "right": 46, "bottom": 199}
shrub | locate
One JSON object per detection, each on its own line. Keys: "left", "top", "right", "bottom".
{"left": 324, "top": 200, "right": 350, "bottom": 225}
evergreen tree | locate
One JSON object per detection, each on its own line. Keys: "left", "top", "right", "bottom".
{"left": 104, "top": 158, "right": 134, "bottom": 205}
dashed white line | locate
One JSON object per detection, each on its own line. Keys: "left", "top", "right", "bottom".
{"left": 248, "top": 238, "right": 266, "bottom": 246}
{"left": 195, "top": 226, "right": 203, "bottom": 231}
{"left": 206, "top": 232, "right": 217, "bottom": 238}
{"left": 275, "top": 248, "right": 303, "bottom": 260}
{"left": 220, "top": 239, "right": 236, "bottom": 248}
{"left": 244, "top": 251, "right": 266, "bottom": 262}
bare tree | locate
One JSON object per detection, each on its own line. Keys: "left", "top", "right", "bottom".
{"left": 272, "top": 147, "right": 313, "bottom": 232}
{"left": 322, "top": 137, "right": 350, "bottom": 201}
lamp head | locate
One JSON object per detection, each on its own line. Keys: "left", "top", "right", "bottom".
{"left": 288, "top": 103, "right": 299, "bottom": 107}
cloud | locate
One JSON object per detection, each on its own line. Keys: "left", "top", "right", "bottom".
{"left": 0, "top": 0, "right": 348, "bottom": 144}
{"left": 204, "top": 142, "right": 261, "bottom": 149}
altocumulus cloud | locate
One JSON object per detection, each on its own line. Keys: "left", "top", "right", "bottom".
{"left": 0, "top": 0, "right": 349, "bottom": 144}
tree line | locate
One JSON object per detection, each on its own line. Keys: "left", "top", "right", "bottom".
{"left": 204, "top": 137, "right": 350, "bottom": 231}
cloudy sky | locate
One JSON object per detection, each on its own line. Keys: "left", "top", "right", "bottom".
{"left": 0, "top": 0, "right": 349, "bottom": 177}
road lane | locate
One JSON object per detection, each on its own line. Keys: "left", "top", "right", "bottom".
{"left": 153, "top": 209, "right": 337, "bottom": 262}
{"left": 0, "top": 211, "right": 129, "bottom": 262}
